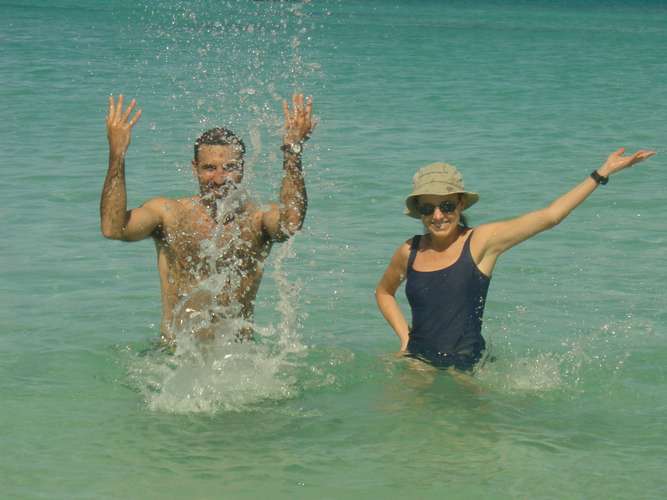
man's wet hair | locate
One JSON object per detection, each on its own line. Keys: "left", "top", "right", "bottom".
{"left": 194, "top": 127, "right": 246, "bottom": 161}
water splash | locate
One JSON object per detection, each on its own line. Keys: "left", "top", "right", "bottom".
{"left": 475, "top": 317, "right": 647, "bottom": 395}
{"left": 125, "top": 186, "right": 314, "bottom": 414}
{"left": 166, "top": 186, "right": 250, "bottom": 341}
{"left": 120, "top": 0, "right": 329, "bottom": 413}
{"left": 132, "top": 0, "right": 324, "bottom": 138}
{"left": 129, "top": 339, "right": 298, "bottom": 414}
{"left": 127, "top": 235, "right": 311, "bottom": 414}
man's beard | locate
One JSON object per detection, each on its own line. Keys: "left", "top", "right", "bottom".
{"left": 201, "top": 180, "right": 238, "bottom": 200}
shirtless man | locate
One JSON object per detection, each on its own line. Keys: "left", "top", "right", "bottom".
{"left": 101, "top": 94, "right": 314, "bottom": 344}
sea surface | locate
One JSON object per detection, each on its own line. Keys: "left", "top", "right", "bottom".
{"left": 2, "top": 0, "right": 666, "bottom": 498}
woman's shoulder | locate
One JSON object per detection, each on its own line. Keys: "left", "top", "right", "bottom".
{"left": 468, "top": 223, "right": 491, "bottom": 246}
{"left": 403, "top": 234, "right": 424, "bottom": 251}
{"left": 392, "top": 237, "right": 418, "bottom": 265}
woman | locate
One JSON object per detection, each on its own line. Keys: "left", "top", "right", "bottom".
{"left": 375, "top": 148, "right": 655, "bottom": 371}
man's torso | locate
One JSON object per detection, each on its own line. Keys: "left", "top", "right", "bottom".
{"left": 152, "top": 196, "right": 272, "bottom": 341}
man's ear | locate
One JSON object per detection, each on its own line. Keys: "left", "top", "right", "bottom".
{"left": 191, "top": 159, "right": 197, "bottom": 176}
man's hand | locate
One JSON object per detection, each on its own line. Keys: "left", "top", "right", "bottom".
{"left": 597, "top": 147, "right": 656, "bottom": 177}
{"left": 260, "top": 94, "right": 313, "bottom": 242}
{"left": 106, "top": 95, "right": 142, "bottom": 158}
{"left": 282, "top": 93, "right": 314, "bottom": 145}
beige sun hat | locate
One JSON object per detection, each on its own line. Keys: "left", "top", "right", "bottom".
{"left": 405, "top": 162, "right": 479, "bottom": 219}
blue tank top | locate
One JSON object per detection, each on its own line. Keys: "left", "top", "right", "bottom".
{"left": 405, "top": 232, "right": 491, "bottom": 355}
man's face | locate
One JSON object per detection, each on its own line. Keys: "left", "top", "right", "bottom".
{"left": 192, "top": 144, "right": 244, "bottom": 199}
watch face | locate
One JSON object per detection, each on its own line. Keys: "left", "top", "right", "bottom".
{"left": 282, "top": 143, "right": 303, "bottom": 154}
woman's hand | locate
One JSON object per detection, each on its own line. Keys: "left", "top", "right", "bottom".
{"left": 597, "top": 147, "right": 656, "bottom": 177}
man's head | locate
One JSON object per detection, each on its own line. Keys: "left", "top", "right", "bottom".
{"left": 192, "top": 128, "right": 246, "bottom": 199}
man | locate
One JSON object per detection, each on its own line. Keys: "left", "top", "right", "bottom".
{"left": 101, "top": 94, "right": 314, "bottom": 344}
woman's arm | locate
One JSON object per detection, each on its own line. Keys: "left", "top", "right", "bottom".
{"left": 375, "top": 242, "right": 412, "bottom": 351}
{"left": 473, "top": 148, "right": 655, "bottom": 273}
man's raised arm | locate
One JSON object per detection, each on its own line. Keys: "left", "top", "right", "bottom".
{"left": 100, "top": 95, "right": 163, "bottom": 241}
{"left": 262, "top": 94, "right": 315, "bottom": 241}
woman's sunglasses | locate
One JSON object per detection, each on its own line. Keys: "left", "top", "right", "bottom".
{"left": 418, "top": 200, "right": 458, "bottom": 216}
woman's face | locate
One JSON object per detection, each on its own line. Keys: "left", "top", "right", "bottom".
{"left": 418, "top": 194, "right": 463, "bottom": 238}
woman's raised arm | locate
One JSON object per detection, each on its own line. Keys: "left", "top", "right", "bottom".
{"left": 473, "top": 148, "right": 656, "bottom": 274}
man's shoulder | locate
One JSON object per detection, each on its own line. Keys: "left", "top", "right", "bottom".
{"left": 142, "top": 196, "right": 199, "bottom": 211}
{"left": 141, "top": 196, "right": 178, "bottom": 209}
{"left": 139, "top": 197, "right": 200, "bottom": 227}
{"left": 174, "top": 195, "right": 201, "bottom": 208}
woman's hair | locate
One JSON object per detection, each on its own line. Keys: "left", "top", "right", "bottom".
{"left": 458, "top": 193, "right": 470, "bottom": 228}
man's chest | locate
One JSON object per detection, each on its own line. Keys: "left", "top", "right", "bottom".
{"left": 160, "top": 215, "right": 268, "bottom": 272}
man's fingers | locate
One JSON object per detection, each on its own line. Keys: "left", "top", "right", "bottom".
{"left": 122, "top": 99, "right": 137, "bottom": 122}
{"left": 305, "top": 96, "right": 313, "bottom": 117}
{"left": 116, "top": 95, "right": 124, "bottom": 119}
{"left": 129, "top": 108, "right": 142, "bottom": 127}
{"left": 107, "top": 95, "right": 115, "bottom": 121}
{"left": 309, "top": 117, "right": 319, "bottom": 134}
{"left": 293, "top": 93, "right": 302, "bottom": 113}
{"left": 284, "top": 93, "right": 315, "bottom": 140}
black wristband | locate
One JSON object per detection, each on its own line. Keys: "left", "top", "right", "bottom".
{"left": 590, "top": 170, "right": 608, "bottom": 185}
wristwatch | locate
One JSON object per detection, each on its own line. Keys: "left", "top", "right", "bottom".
{"left": 590, "top": 170, "right": 608, "bottom": 185}
{"left": 281, "top": 142, "right": 303, "bottom": 155}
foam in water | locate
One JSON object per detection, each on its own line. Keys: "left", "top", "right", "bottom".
{"left": 475, "top": 318, "right": 642, "bottom": 395}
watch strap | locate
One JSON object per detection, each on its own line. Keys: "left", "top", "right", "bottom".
{"left": 590, "top": 170, "right": 608, "bottom": 185}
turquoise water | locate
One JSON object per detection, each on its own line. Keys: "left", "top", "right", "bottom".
{"left": 2, "top": 0, "right": 666, "bottom": 498}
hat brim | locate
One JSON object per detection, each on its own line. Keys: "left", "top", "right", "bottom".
{"left": 405, "top": 191, "right": 479, "bottom": 219}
